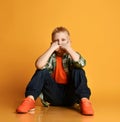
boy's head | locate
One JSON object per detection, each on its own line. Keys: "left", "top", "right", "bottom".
{"left": 51, "top": 26, "right": 70, "bottom": 41}
{"left": 51, "top": 27, "right": 71, "bottom": 55}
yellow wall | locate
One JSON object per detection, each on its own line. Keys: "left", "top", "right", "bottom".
{"left": 0, "top": 0, "right": 120, "bottom": 107}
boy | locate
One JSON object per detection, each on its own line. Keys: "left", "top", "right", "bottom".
{"left": 16, "top": 27, "right": 94, "bottom": 115}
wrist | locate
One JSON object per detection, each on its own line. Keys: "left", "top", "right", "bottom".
{"left": 49, "top": 46, "right": 56, "bottom": 53}
{"left": 66, "top": 46, "right": 73, "bottom": 52}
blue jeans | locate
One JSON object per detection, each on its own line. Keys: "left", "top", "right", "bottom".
{"left": 25, "top": 68, "right": 91, "bottom": 106}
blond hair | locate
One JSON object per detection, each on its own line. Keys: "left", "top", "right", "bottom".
{"left": 51, "top": 26, "right": 70, "bottom": 41}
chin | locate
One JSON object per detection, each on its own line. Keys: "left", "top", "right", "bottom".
{"left": 55, "top": 49, "right": 66, "bottom": 56}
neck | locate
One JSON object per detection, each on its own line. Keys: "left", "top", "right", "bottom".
{"left": 55, "top": 51, "right": 66, "bottom": 57}
{"left": 55, "top": 52, "right": 64, "bottom": 57}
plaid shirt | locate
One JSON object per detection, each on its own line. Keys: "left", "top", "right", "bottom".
{"left": 40, "top": 52, "right": 86, "bottom": 106}
{"left": 42, "top": 52, "right": 86, "bottom": 75}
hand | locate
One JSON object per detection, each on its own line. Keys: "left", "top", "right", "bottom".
{"left": 60, "top": 40, "right": 71, "bottom": 51}
{"left": 50, "top": 41, "right": 60, "bottom": 51}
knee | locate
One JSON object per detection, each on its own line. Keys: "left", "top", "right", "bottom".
{"left": 36, "top": 68, "right": 49, "bottom": 73}
{"left": 35, "top": 69, "right": 50, "bottom": 77}
{"left": 72, "top": 68, "right": 85, "bottom": 75}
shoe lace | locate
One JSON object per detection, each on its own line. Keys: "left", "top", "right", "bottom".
{"left": 22, "top": 99, "right": 31, "bottom": 106}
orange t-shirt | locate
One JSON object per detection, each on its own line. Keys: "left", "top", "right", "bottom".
{"left": 52, "top": 56, "right": 68, "bottom": 84}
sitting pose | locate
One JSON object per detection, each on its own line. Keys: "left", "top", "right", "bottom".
{"left": 16, "top": 26, "right": 94, "bottom": 115}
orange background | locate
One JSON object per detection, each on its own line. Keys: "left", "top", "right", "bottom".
{"left": 0, "top": 0, "right": 120, "bottom": 112}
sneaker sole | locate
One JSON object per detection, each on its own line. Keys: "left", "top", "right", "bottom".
{"left": 16, "top": 108, "right": 35, "bottom": 114}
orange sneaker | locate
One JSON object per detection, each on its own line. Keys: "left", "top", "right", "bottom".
{"left": 16, "top": 97, "right": 35, "bottom": 113}
{"left": 80, "top": 98, "right": 94, "bottom": 116}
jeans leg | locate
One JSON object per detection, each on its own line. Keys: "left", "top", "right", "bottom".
{"left": 25, "top": 69, "right": 66, "bottom": 105}
{"left": 67, "top": 68, "right": 91, "bottom": 103}
{"left": 25, "top": 69, "right": 49, "bottom": 100}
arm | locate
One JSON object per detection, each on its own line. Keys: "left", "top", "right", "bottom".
{"left": 60, "top": 41, "right": 80, "bottom": 62}
{"left": 35, "top": 41, "right": 59, "bottom": 69}
{"left": 61, "top": 41, "right": 86, "bottom": 68}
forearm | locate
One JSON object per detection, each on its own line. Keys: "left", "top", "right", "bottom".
{"left": 35, "top": 47, "right": 54, "bottom": 69}
{"left": 66, "top": 47, "right": 80, "bottom": 62}
{"left": 35, "top": 41, "right": 60, "bottom": 69}
{"left": 66, "top": 47, "right": 86, "bottom": 68}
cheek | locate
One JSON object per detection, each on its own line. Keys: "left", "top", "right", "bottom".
{"left": 62, "top": 41, "right": 68, "bottom": 45}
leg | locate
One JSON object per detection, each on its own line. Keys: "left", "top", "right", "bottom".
{"left": 71, "top": 68, "right": 91, "bottom": 101}
{"left": 17, "top": 69, "right": 51, "bottom": 113}
{"left": 16, "top": 69, "right": 67, "bottom": 113}
{"left": 67, "top": 68, "right": 94, "bottom": 115}
{"left": 25, "top": 69, "right": 48, "bottom": 100}
{"left": 25, "top": 69, "right": 66, "bottom": 105}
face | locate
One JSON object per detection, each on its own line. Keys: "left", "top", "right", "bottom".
{"left": 52, "top": 31, "right": 70, "bottom": 54}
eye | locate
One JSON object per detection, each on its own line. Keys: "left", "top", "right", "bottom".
{"left": 53, "top": 39, "right": 58, "bottom": 42}
{"left": 62, "top": 38, "right": 66, "bottom": 41}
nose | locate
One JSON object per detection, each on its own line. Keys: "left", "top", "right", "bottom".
{"left": 58, "top": 40, "right": 62, "bottom": 45}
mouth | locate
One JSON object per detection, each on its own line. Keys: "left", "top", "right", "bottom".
{"left": 55, "top": 48, "right": 66, "bottom": 56}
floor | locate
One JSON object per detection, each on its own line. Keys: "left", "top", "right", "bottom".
{"left": 0, "top": 96, "right": 120, "bottom": 122}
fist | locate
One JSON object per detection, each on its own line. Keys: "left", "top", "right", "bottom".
{"left": 50, "top": 41, "right": 60, "bottom": 51}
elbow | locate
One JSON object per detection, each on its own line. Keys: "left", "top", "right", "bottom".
{"left": 35, "top": 61, "right": 44, "bottom": 69}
